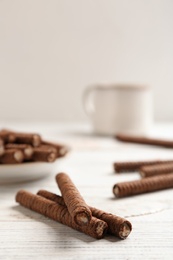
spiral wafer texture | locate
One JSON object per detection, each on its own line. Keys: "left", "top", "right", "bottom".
{"left": 113, "top": 160, "right": 170, "bottom": 173}
{"left": 37, "top": 189, "right": 132, "bottom": 239}
{"left": 113, "top": 173, "right": 173, "bottom": 198}
{"left": 16, "top": 190, "right": 108, "bottom": 239}
{"left": 0, "top": 149, "right": 24, "bottom": 164}
{"left": 140, "top": 163, "right": 173, "bottom": 178}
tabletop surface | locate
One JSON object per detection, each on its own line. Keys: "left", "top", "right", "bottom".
{"left": 0, "top": 121, "right": 173, "bottom": 260}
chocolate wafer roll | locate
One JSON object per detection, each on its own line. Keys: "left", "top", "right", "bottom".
{"left": 0, "top": 138, "right": 4, "bottom": 156}
{"left": 0, "top": 149, "right": 24, "bottom": 164}
{"left": 42, "top": 140, "right": 69, "bottom": 157}
{"left": 113, "top": 160, "right": 168, "bottom": 173}
{"left": 38, "top": 145, "right": 57, "bottom": 154}
{"left": 0, "top": 129, "right": 16, "bottom": 143}
{"left": 37, "top": 190, "right": 65, "bottom": 206}
{"left": 56, "top": 173, "right": 92, "bottom": 226}
{"left": 16, "top": 190, "right": 108, "bottom": 239}
{"left": 37, "top": 190, "right": 132, "bottom": 239}
{"left": 31, "top": 148, "right": 57, "bottom": 162}
{"left": 113, "top": 173, "right": 173, "bottom": 198}
{"left": 5, "top": 144, "right": 33, "bottom": 160}
{"left": 12, "top": 132, "right": 41, "bottom": 147}
{"left": 140, "top": 163, "right": 173, "bottom": 178}
{"left": 5, "top": 130, "right": 41, "bottom": 147}
{"left": 116, "top": 134, "right": 173, "bottom": 148}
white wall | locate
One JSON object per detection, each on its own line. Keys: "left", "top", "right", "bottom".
{"left": 0, "top": 0, "right": 173, "bottom": 121}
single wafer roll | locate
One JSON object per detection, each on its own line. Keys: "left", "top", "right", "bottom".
{"left": 0, "top": 129, "right": 16, "bottom": 143}
{"left": 42, "top": 140, "right": 69, "bottom": 157}
{"left": 113, "top": 160, "right": 171, "bottom": 173}
{"left": 0, "top": 149, "right": 24, "bottom": 164}
{"left": 56, "top": 173, "right": 92, "bottom": 226}
{"left": 5, "top": 144, "right": 33, "bottom": 160}
{"left": 37, "top": 190, "right": 132, "bottom": 239}
{"left": 37, "top": 145, "right": 57, "bottom": 154}
{"left": 0, "top": 138, "right": 4, "bottom": 156}
{"left": 113, "top": 173, "right": 173, "bottom": 198}
{"left": 0, "top": 130, "right": 9, "bottom": 142}
{"left": 16, "top": 190, "right": 108, "bottom": 239}
{"left": 12, "top": 132, "right": 41, "bottom": 147}
{"left": 116, "top": 134, "right": 173, "bottom": 148}
{"left": 31, "top": 148, "right": 57, "bottom": 162}
{"left": 140, "top": 163, "right": 173, "bottom": 178}
{"left": 2, "top": 130, "right": 41, "bottom": 147}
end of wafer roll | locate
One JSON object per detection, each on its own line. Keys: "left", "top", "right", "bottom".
{"left": 118, "top": 221, "right": 132, "bottom": 239}
{"left": 112, "top": 184, "right": 120, "bottom": 198}
{"left": 0, "top": 149, "right": 24, "bottom": 164}
{"left": 74, "top": 207, "right": 92, "bottom": 226}
{"left": 56, "top": 172, "right": 92, "bottom": 226}
{"left": 0, "top": 138, "right": 4, "bottom": 156}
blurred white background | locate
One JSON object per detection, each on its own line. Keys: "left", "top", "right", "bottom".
{"left": 0, "top": 0, "right": 173, "bottom": 121}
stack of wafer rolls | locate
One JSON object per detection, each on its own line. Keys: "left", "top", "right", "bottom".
{"left": 16, "top": 172, "right": 132, "bottom": 240}
{"left": 113, "top": 134, "right": 173, "bottom": 197}
{"left": 113, "top": 159, "right": 173, "bottom": 197}
{"left": 113, "top": 138, "right": 173, "bottom": 197}
{"left": 0, "top": 129, "right": 70, "bottom": 164}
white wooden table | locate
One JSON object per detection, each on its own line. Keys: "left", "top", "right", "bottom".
{"left": 0, "top": 122, "right": 173, "bottom": 260}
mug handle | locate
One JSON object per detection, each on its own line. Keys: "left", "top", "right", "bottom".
{"left": 83, "top": 86, "right": 98, "bottom": 117}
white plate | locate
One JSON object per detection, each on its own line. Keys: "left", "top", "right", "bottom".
{"left": 0, "top": 161, "right": 58, "bottom": 184}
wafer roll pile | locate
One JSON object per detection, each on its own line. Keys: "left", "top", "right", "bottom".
{"left": 0, "top": 129, "right": 69, "bottom": 164}
{"left": 16, "top": 173, "right": 132, "bottom": 240}
{"left": 113, "top": 133, "right": 173, "bottom": 197}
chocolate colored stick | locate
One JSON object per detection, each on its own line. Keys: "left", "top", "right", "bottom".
{"left": 116, "top": 134, "right": 173, "bottom": 148}
{"left": 56, "top": 173, "right": 92, "bottom": 226}
{"left": 16, "top": 190, "right": 108, "bottom": 239}
{"left": 0, "top": 149, "right": 24, "bottom": 164}
{"left": 113, "top": 159, "right": 173, "bottom": 173}
{"left": 113, "top": 174, "right": 173, "bottom": 198}
{"left": 140, "top": 163, "right": 173, "bottom": 178}
{"left": 0, "top": 129, "right": 41, "bottom": 146}
{"left": 12, "top": 132, "right": 41, "bottom": 147}
{"left": 0, "top": 129, "right": 16, "bottom": 143}
{"left": 31, "top": 148, "right": 57, "bottom": 162}
{"left": 42, "top": 140, "right": 70, "bottom": 157}
{"left": 38, "top": 145, "right": 57, "bottom": 154}
{"left": 37, "top": 190, "right": 132, "bottom": 239}
{"left": 0, "top": 138, "right": 4, "bottom": 156}
{"left": 5, "top": 144, "right": 33, "bottom": 160}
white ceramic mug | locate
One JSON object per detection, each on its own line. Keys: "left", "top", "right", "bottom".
{"left": 83, "top": 84, "right": 153, "bottom": 135}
